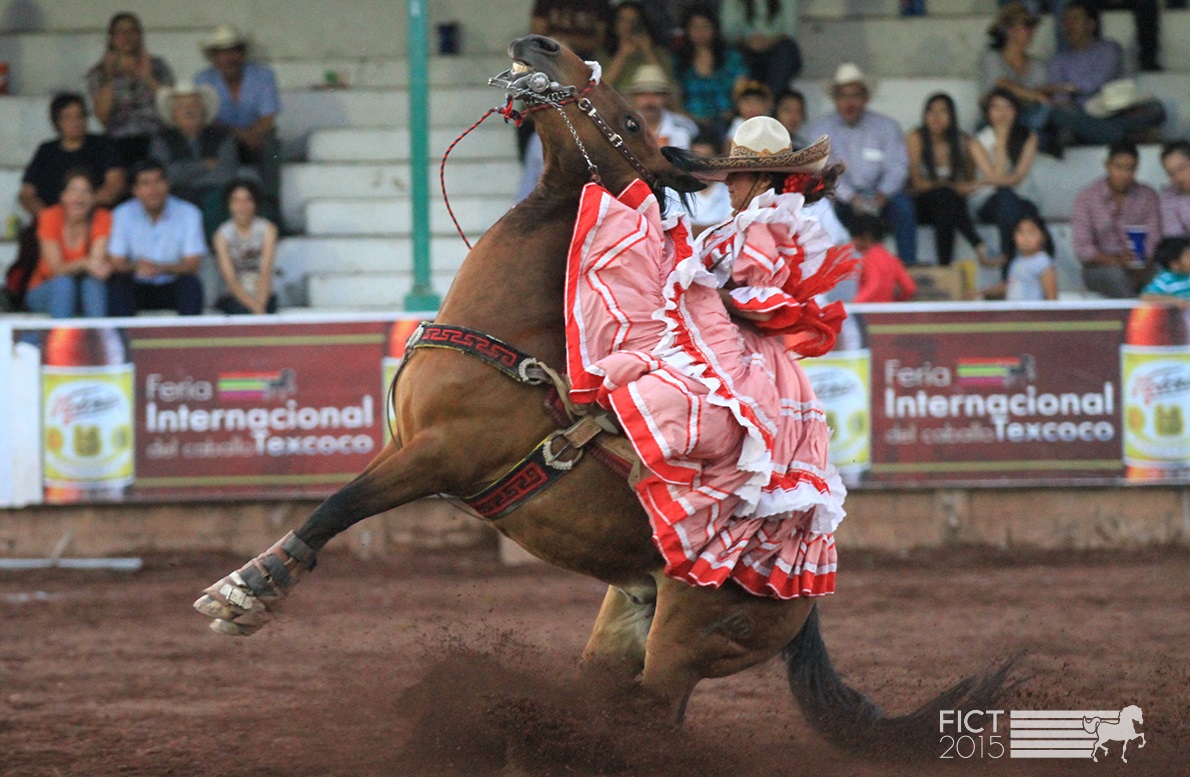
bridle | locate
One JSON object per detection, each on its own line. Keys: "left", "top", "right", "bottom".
{"left": 440, "top": 60, "right": 659, "bottom": 248}
{"left": 488, "top": 61, "right": 659, "bottom": 189}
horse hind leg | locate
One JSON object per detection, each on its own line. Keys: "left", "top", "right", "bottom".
{"left": 581, "top": 579, "right": 658, "bottom": 680}
{"left": 194, "top": 431, "right": 451, "bottom": 636}
{"left": 639, "top": 575, "right": 814, "bottom": 723}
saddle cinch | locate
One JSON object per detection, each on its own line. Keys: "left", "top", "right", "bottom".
{"left": 395, "top": 322, "right": 643, "bottom": 520}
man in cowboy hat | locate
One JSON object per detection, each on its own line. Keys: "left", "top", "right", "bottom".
{"left": 194, "top": 25, "right": 281, "bottom": 219}
{"left": 149, "top": 80, "right": 239, "bottom": 234}
{"left": 623, "top": 63, "right": 695, "bottom": 151}
{"left": 805, "top": 62, "right": 916, "bottom": 265}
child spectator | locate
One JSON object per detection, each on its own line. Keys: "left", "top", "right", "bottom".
{"left": 671, "top": 8, "right": 748, "bottom": 136}
{"left": 150, "top": 81, "right": 239, "bottom": 237}
{"left": 980, "top": 214, "right": 1058, "bottom": 301}
{"left": 719, "top": 0, "right": 802, "bottom": 96}
{"left": 26, "top": 170, "right": 113, "bottom": 319}
{"left": 851, "top": 214, "right": 917, "bottom": 303}
{"left": 213, "top": 180, "right": 279, "bottom": 315}
{"left": 1140, "top": 237, "right": 1190, "bottom": 308}
{"left": 602, "top": 2, "right": 672, "bottom": 92}
{"left": 772, "top": 88, "right": 807, "bottom": 147}
{"left": 726, "top": 80, "right": 773, "bottom": 141}
{"left": 86, "top": 12, "right": 175, "bottom": 167}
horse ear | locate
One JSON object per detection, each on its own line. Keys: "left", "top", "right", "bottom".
{"left": 659, "top": 147, "right": 707, "bottom": 193}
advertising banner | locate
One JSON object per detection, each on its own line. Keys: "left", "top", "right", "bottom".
{"left": 6, "top": 302, "right": 1189, "bottom": 507}
{"left": 11, "top": 315, "right": 426, "bottom": 504}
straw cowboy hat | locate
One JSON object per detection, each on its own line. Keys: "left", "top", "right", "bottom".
{"left": 201, "top": 24, "right": 251, "bottom": 56}
{"left": 825, "top": 62, "right": 877, "bottom": 95}
{"left": 1085, "top": 78, "right": 1150, "bottom": 118}
{"left": 156, "top": 80, "right": 220, "bottom": 126}
{"left": 683, "top": 117, "right": 830, "bottom": 182}
{"left": 623, "top": 63, "right": 676, "bottom": 95}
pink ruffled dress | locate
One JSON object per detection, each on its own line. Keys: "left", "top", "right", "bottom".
{"left": 564, "top": 179, "right": 854, "bottom": 599}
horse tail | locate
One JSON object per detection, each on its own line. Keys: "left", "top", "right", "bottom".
{"left": 1082, "top": 716, "right": 1101, "bottom": 734}
{"left": 781, "top": 605, "right": 1017, "bottom": 757}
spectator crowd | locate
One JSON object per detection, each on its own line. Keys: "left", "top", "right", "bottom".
{"left": 5, "top": 15, "right": 279, "bottom": 319}
{"left": 527, "top": 0, "right": 1189, "bottom": 302}
{"left": 3, "top": 2, "right": 1190, "bottom": 317}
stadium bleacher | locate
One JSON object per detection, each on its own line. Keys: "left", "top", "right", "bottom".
{"left": 1, "top": 1, "right": 1187, "bottom": 309}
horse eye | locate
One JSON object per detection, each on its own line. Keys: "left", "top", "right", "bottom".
{"left": 624, "top": 117, "right": 641, "bottom": 133}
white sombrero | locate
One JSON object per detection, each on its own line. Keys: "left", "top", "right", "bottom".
{"left": 156, "top": 80, "right": 220, "bottom": 126}
{"left": 685, "top": 117, "right": 830, "bottom": 182}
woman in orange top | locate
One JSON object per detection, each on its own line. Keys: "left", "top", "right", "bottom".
{"left": 27, "top": 170, "right": 113, "bottom": 318}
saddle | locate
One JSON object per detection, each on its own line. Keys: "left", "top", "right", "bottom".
{"left": 397, "top": 322, "right": 642, "bottom": 520}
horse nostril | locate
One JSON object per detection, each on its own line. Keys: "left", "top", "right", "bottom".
{"left": 530, "top": 35, "right": 561, "bottom": 54}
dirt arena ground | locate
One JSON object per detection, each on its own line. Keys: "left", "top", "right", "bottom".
{"left": 1, "top": 542, "right": 1187, "bottom": 776}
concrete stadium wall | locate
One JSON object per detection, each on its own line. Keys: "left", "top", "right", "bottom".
{"left": 0, "top": 0, "right": 533, "bottom": 60}
{"left": 2, "top": 488, "right": 1187, "bottom": 561}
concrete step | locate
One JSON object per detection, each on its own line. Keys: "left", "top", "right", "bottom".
{"left": 305, "top": 197, "right": 508, "bottom": 237}
{"left": 307, "top": 125, "right": 516, "bottom": 163}
{"left": 1, "top": 169, "right": 24, "bottom": 216}
{"left": 0, "top": 85, "right": 506, "bottom": 167}
{"left": 271, "top": 56, "right": 512, "bottom": 91}
{"left": 307, "top": 270, "right": 459, "bottom": 310}
{"left": 278, "top": 87, "right": 503, "bottom": 158}
{"left": 276, "top": 235, "right": 470, "bottom": 276}
{"left": 280, "top": 159, "right": 520, "bottom": 230}
{"left": 801, "top": 0, "right": 986, "bottom": 19}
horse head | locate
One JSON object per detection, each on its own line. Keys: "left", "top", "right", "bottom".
{"left": 1121, "top": 705, "right": 1144, "bottom": 727}
{"left": 495, "top": 35, "right": 704, "bottom": 204}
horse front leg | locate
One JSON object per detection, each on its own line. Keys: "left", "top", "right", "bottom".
{"left": 1121, "top": 737, "right": 1129, "bottom": 763}
{"left": 194, "top": 430, "right": 451, "bottom": 635}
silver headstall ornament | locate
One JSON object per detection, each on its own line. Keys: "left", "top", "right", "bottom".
{"left": 486, "top": 59, "right": 654, "bottom": 189}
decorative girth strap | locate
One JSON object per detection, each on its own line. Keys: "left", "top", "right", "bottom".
{"left": 460, "top": 416, "right": 603, "bottom": 520}
{"left": 405, "top": 322, "right": 551, "bottom": 386}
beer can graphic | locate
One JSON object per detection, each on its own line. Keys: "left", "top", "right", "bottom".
{"left": 1121, "top": 305, "right": 1190, "bottom": 479}
{"left": 41, "top": 327, "right": 134, "bottom": 502}
{"left": 801, "top": 314, "right": 871, "bottom": 485}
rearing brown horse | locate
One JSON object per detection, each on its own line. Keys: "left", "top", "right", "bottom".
{"left": 196, "top": 35, "right": 1005, "bottom": 748}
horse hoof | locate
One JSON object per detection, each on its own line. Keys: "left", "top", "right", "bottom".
{"left": 193, "top": 594, "right": 236, "bottom": 620}
{"left": 209, "top": 618, "right": 259, "bottom": 637}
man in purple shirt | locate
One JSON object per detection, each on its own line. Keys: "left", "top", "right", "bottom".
{"left": 1160, "top": 142, "right": 1190, "bottom": 238}
{"left": 1044, "top": 2, "right": 1164, "bottom": 148}
{"left": 195, "top": 25, "right": 282, "bottom": 220}
{"left": 1071, "top": 142, "right": 1162, "bottom": 298}
{"left": 804, "top": 63, "right": 916, "bottom": 264}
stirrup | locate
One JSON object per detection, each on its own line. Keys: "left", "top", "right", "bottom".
{"left": 193, "top": 531, "right": 317, "bottom": 636}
